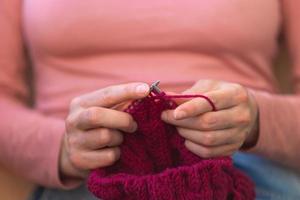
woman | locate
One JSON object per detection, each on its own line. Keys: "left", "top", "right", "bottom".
{"left": 0, "top": 0, "right": 299, "bottom": 199}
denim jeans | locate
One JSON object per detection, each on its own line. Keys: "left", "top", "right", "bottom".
{"left": 29, "top": 184, "right": 98, "bottom": 200}
{"left": 30, "top": 153, "right": 300, "bottom": 200}
{"left": 233, "top": 152, "right": 300, "bottom": 200}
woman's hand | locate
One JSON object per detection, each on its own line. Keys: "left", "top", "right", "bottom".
{"left": 161, "top": 80, "right": 259, "bottom": 158}
{"left": 60, "top": 82, "right": 149, "bottom": 180}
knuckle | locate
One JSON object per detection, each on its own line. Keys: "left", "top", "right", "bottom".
{"left": 203, "top": 134, "right": 216, "bottom": 146}
{"left": 93, "top": 87, "right": 114, "bottom": 106}
{"left": 234, "top": 85, "right": 249, "bottom": 103}
{"left": 195, "top": 80, "right": 203, "bottom": 87}
{"left": 200, "top": 121, "right": 210, "bottom": 130}
{"left": 101, "top": 88, "right": 113, "bottom": 103}
{"left": 65, "top": 115, "right": 77, "bottom": 130}
{"left": 200, "top": 114, "right": 215, "bottom": 129}
{"left": 70, "top": 97, "right": 83, "bottom": 109}
{"left": 186, "top": 101, "right": 199, "bottom": 113}
{"left": 100, "top": 86, "right": 123, "bottom": 105}
{"left": 207, "top": 94, "right": 218, "bottom": 108}
{"left": 67, "top": 135, "right": 80, "bottom": 147}
{"left": 237, "top": 110, "right": 251, "bottom": 124}
{"left": 99, "top": 129, "right": 113, "bottom": 145}
{"left": 100, "top": 86, "right": 112, "bottom": 96}
{"left": 240, "top": 91, "right": 249, "bottom": 102}
{"left": 69, "top": 151, "right": 83, "bottom": 168}
{"left": 85, "top": 108, "right": 99, "bottom": 125}
{"left": 203, "top": 114, "right": 215, "bottom": 124}
{"left": 124, "top": 85, "right": 134, "bottom": 96}
{"left": 196, "top": 79, "right": 213, "bottom": 86}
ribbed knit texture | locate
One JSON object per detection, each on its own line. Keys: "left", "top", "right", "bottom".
{"left": 87, "top": 93, "right": 255, "bottom": 200}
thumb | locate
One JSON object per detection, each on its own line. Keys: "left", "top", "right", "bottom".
{"left": 70, "top": 82, "right": 150, "bottom": 109}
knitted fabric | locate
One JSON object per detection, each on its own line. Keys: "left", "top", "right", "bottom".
{"left": 87, "top": 92, "right": 255, "bottom": 200}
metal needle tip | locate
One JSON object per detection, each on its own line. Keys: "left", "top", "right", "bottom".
{"left": 150, "top": 80, "right": 162, "bottom": 94}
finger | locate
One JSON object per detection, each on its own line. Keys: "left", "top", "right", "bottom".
{"left": 112, "top": 101, "right": 132, "bottom": 111}
{"left": 177, "top": 127, "right": 244, "bottom": 147}
{"left": 182, "top": 80, "right": 220, "bottom": 94}
{"left": 70, "top": 147, "right": 120, "bottom": 170}
{"left": 184, "top": 140, "right": 241, "bottom": 158}
{"left": 172, "top": 80, "right": 219, "bottom": 106}
{"left": 162, "top": 108, "right": 244, "bottom": 131}
{"left": 75, "top": 107, "right": 137, "bottom": 132}
{"left": 174, "top": 86, "right": 248, "bottom": 120}
{"left": 164, "top": 91, "right": 188, "bottom": 105}
{"left": 70, "top": 82, "right": 150, "bottom": 110}
{"left": 81, "top": 128, "right": 123, "bottom": 149}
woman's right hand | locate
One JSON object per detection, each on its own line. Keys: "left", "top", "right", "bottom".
{"left": 59, "top": 82, "right": 150, "bottom": 180}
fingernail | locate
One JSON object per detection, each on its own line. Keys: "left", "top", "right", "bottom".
{"left": 161, "top": 111, "right": 167, "bottom": 120}
{"left": 162, "top": 110, "right": 175, "bottom": 122}
{"left": 136, "top": 84, "right": 149, "bottom": 94}
{"left": 175, "top": 110, "right": 186, "bottom": 120}
{"left": 129, "top": 121, "right": 138, "bottom": 133}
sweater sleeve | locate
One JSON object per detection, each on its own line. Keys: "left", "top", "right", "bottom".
{"left": 0, "top": 0, "right": 80, "bottom": 188}
{"left": 245, "top": 0, "right": 300, "bottom": 171}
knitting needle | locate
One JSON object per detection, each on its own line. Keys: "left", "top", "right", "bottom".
{"left": 150, "top": 80, "right": 162, "bottom": 94}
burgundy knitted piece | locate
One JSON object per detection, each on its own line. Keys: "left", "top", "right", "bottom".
{"left": 87, "top": 92, "right": 255, "bottom": 200}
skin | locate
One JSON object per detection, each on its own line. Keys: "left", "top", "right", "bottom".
{"left": 60, "top": 80, "right": 259, "bottom": 180}
{"left": 60, "top": 82, "right": 150, "bottom": 180}
{"left": 162, "top": 79, "right": 259, "bottom": 158}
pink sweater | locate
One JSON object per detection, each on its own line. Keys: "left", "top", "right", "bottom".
{"left": 0, "top": 0, "right": 300, "bottom": 188}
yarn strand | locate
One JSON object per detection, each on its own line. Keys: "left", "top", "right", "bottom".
{"left": 150, "top": 91, "right": 217, "bottom": 112}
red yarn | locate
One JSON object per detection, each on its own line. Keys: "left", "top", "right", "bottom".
{"left": 160, "top": 94, "right": 217, "bottom": 111}
{"left": 87, "top": 92, "right": 255, "bottom": 200}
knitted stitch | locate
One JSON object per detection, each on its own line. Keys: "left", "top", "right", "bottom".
{"left": 87, "top": 92, "right": 255, "bottom": 200}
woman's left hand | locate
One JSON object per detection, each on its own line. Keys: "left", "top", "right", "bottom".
{"left": 161, "top": 80, "right": 259, "bottom": 158}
